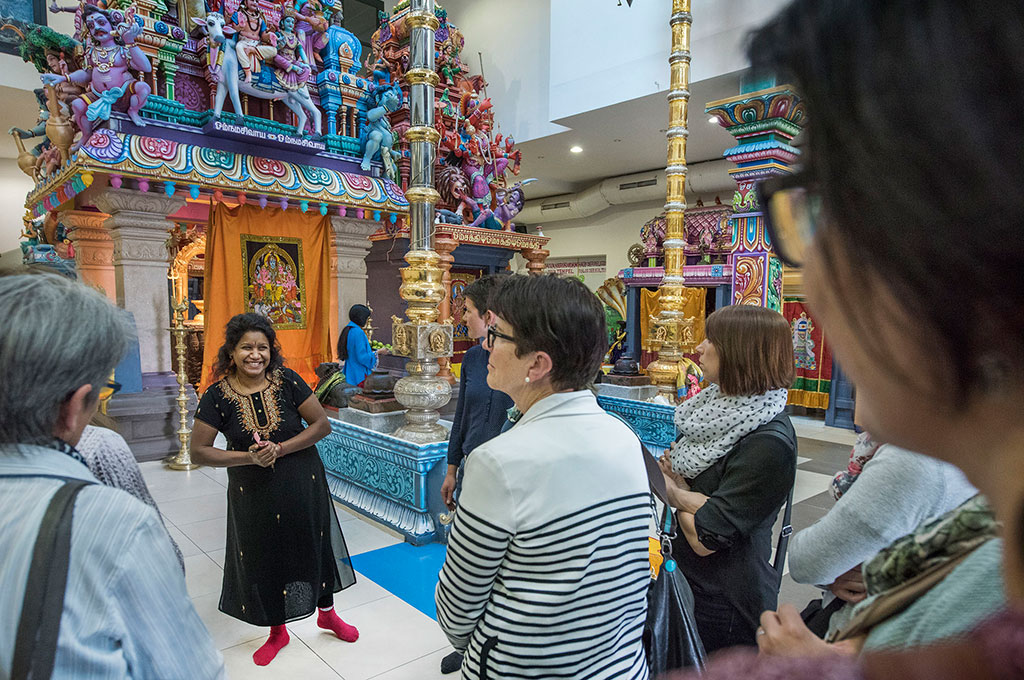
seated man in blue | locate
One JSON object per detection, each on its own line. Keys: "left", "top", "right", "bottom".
{"left": 337, "top": 304, "right": 380, "bottom": 386}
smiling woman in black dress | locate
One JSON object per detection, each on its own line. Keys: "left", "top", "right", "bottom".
{"left": 191, "top": 313, "right": 357, "bottom": 667}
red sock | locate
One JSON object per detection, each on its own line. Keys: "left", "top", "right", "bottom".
{"left": 253, "top": 625, "right": 289, "bottom": 666}
{"left": 317, "top": 607, "right": 359, "bottom": 642}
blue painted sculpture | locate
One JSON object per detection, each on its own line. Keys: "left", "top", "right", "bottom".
{"left": 359, "top": 83, "right": 402, "bottom": 180}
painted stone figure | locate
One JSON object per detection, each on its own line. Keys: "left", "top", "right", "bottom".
{"left": 273, "top": 13, "right": 311, "bottom": 90}
{"left": 359, "top": 84, "right": 401, "bottom": 180}
{"left": 40, "top": 5, "right": 152, "bottom": 151}
{"left": 292, "top": 0, "right": 330, "bottom": 68}
{"left": 230, "top": 0, "right": 278, "bottom": 84}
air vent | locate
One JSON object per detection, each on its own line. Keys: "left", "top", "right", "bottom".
{"left": 541, "top": 201, "right": 571, "bottom": 211}
{"left": 618, "top": 178, "right": 658, "bottom": 191}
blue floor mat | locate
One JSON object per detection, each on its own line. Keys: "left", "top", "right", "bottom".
{"left": 351, "top": 542, "right": 448, "bottom": 620}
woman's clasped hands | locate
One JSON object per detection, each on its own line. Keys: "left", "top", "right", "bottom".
{"left": 248, "top": 439, "right": 281, "bottom": 468}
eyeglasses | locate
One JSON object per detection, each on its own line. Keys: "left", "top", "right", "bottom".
{"left": 98, "top": 379, "right": 122, "bottom": 402}
{"left": 755, "top": 172, "right": 822, "bottom": 268}
{"left": 486, "top": 325, "right": 515, "bottom": 348}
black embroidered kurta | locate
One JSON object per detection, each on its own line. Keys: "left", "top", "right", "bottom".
{"left": 196, "top": 367, "right": 355, "bottom": 626}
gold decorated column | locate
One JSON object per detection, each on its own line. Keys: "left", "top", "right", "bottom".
{"left": 647, "top": 0, "right": 696, "bottom": 402}
{"left": 391, "top": 0, "right": 454, "bottom": 443}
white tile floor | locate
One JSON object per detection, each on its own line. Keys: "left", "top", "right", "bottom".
{"left": 139, "top": 461, "right": 452, "bottom": 680}
{"left": 140, "top": 451, "right": 836, "bottom": 679}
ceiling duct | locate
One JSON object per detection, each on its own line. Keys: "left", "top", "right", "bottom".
{"left": 518, "top": 158, "right": 736, "bottom": 225}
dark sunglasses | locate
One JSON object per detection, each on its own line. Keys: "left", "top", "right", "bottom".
{"left": 486, "top": 325, "right": 515, "bottom": 348}
{"left": 755, "top": 172, "right": 823, "bottom": 268}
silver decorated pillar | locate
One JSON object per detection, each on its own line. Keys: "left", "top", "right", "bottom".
{"left": 391, "top": 0, "right": 453, "bottom": 443}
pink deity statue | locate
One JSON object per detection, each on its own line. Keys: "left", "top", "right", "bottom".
{"left": 40, "top": 5, "right": 152, "bottom": 151}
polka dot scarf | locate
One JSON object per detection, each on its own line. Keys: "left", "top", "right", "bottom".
{"left": 669, "top": 383, "right": 789, "bottom": 479}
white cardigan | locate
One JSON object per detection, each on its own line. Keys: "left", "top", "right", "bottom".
{"left": 436, "top": 390, "right": 651, "bottom": 680}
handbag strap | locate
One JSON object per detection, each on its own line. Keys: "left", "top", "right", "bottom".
{"left": 11, "top": 479, "right": 89, "bottom": 680}
{"left": 775, "top": 484, "right": 795, "bottom": 575}
{"left": 747, "top": 415, "right": 797, "bottom": 575}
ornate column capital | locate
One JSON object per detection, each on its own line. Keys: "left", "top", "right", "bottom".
{"left": 93, "top": 187, "right": 186, "bottom": 219}
{"left": 330, "top": 216, "right": 381, "bottom": 238}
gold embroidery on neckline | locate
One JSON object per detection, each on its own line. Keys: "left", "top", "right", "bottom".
{"left": 220, "top": 368, "right": 284, "bottom": 439}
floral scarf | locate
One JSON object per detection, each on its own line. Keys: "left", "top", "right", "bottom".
{"left": 668, "top": 383, "right": 789, "bottom": 479}
{"left": 831, "top": 431, "right": 882, "bottom": 500}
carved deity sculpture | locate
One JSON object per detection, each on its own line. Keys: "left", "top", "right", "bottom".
{"left": 40, "top": 5, "right": 152, "bottom": 151}
{"left": 292, "top": 0, "right": 330, "bottom": 68}
{"left": 360, "top": 84, "right": 402, "bottom": 180}
{"left": 230, "top": 0, "right": 278, "bottom": 84}
{"left": 272, "top": 13, "right": 311, "bottom": 90}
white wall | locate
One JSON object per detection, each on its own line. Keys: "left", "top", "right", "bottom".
{"left": 548, "top": 0, "right": 791, "bottom": 122}
{"left": 0, "top": 159, "right": 35, "bottom": 253}
{"left": 539, "top": 198, "right": 663, "bottom": 279}
{"left": 388, "top": 0, "right": 567, "bottom": 144}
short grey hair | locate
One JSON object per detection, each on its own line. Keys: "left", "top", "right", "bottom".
{"left": 0, "top": 273, "right": 135, "bottom": 444}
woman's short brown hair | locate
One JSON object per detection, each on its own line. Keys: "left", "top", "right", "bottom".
{"left": 706, "top": 305, "right": 795, "bottom": 396}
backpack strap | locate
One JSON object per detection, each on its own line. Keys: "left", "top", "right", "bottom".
{"left": 11, "top": 480, "right": 89, "bottom": 680}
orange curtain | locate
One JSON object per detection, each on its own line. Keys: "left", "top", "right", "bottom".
{"left": 201, "top": 203, "right": 331, "bottom": 390}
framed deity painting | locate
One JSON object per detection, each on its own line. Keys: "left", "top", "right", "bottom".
{"left": 0, "top": 0, "right": 46, "bottom": 57}
{"left": 241, "top": 235, "right": 307, "bottom": 330}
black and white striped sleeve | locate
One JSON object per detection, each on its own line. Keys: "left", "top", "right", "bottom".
{"left": 435, "top": 446, "right": 515, "bottom": 651}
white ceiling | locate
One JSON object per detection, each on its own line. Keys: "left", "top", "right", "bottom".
{"left": 515, "top": 71, "right": 745, "bottom": 200}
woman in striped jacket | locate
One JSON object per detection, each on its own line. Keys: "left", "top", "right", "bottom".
{"left": 435, "top": 274, "right": 652, "bottom": 679}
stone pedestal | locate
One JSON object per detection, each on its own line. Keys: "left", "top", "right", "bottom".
{"left": 63, "top": 209, "right": 115, "bottom": 301}
{"left": 93, "top": 188, "right": 185, "bottom": 374}
{"left": 596, "top": 382, "right": 659, "bottom": 402}
{"left": 329, "top": 216, "right": 379, "bottom": 356}
{"left": 332, "top": 406, "right": 409, "bottom": 434}
{"left": 602, "top": 374, "right": 652, "bottom": 387}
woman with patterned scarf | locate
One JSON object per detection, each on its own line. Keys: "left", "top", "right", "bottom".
{"left": 786, "top": 433, "right": 975, "bottom": 638}
{"left": 659, "top": 304, "right": 799, "bottom": 653}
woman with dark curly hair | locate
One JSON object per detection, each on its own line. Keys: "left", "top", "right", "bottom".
{"left": 191, "top": 313, "right": 357, "bottom": 667}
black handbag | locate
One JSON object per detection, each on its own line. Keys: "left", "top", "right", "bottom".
{"left": 800, "top": 596, "right": 847, "bottom": 639}
{"left": 641, "top": 449, "right": 707, "bottom": 675}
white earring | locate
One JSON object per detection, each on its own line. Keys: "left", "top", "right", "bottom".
{"left": 524, "top": 376, "right": 530, "bottom": 384}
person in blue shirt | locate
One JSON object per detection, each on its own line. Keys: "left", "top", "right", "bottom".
{"left": 439, "top": 274, "right": 513, "bottom": 675}
{"left": 337, "top": 304, "right": 382, "bottom": 386}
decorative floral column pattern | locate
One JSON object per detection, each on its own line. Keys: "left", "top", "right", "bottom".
{"left": 329, "top": 216, "right": 380, "bottom": 357}
{"left": 705, "top": 86, "right": 806, "bottom": 311}
{"left": 93, "top": 187, "right": 185, "bottom": 375}
{"left": 63, "top": 209, "right": 116, "bottom": 301}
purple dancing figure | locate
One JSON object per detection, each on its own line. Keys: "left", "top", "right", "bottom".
{"left": 273, "top": 14, "right": 311, "bottom": 90}
{"left": 293, "top": 0, "right": 330, "bottom": 69}
{"left": 41, "top": 5, "right": 152, "bottom": 151}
